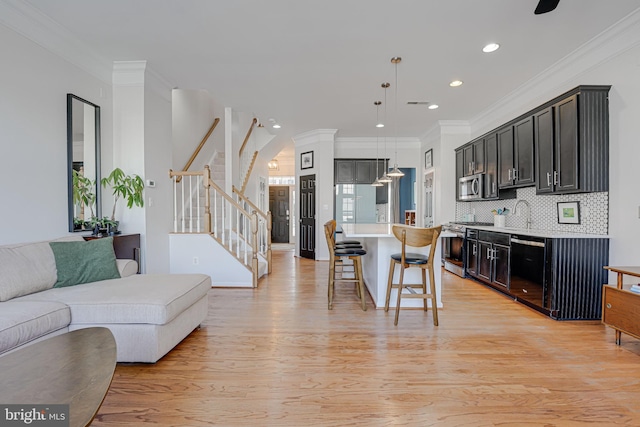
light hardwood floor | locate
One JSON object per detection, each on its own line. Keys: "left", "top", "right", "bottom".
{"left": 93, "top": 251, "right": 640, "bottom": 426}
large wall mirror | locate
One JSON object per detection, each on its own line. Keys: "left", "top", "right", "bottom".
{"left": 67, "top": 94, "right": 101, "bottom": 232}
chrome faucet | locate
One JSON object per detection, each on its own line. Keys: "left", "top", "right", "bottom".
{"left": 514, "top": 199, "right": 532, "bottom": 230}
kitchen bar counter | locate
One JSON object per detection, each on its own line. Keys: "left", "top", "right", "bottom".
{"left": 464, "top": 225, "right": 609, "bottom": 239}
{"left": 340, "top": 223, "right": 456, "bottom": 309}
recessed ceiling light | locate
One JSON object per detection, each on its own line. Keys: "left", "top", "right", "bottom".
{"left": 482, "top": 43, "right": 500, "bottom": 53}
{"left": 449, "top": 80, "right": 463, "bottom": 87}
{"left": 428, "top": 104, "right": 439, "bottom": 110}
{"left": 376, "top": 123, "right": 384, "bottom": 128}
{"left": 272, "top": 123, "right": 281, "bottom": 129}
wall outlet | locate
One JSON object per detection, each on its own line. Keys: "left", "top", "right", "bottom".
{"left": 192, "top": 257, "right": 199, "bottom": 265}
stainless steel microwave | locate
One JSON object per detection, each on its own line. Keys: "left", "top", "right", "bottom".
{"left": 459, "top": 173, "right": 484, "bottom": 201}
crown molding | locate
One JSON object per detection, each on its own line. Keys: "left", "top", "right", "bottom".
{"left": 293, "top": 129, "right": 338, "bottom": 147}
{"left": 471, "top": 7, "right": 640, "bottom": 135}
{"left": 0, "top": 0, "right": 112, "bottom": 83}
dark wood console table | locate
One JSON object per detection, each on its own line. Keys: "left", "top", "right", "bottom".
{"left": 602, "top": 266, "right": 640, "bottom": 345}
{"left": 84, "top": 233, "right": 141, "bottom": 273}
{"left": 0, "top": 328, "right": 116, "bottom": 427}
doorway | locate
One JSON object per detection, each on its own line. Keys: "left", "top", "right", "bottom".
{"left": 269, "top": 186, "right": 290, "bottom": 243}
{"left": 299, "top": 174, "right": 315, "bottom": 259}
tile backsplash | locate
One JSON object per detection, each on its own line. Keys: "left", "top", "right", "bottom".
{"left": 455, "top": 187, "right": 608, "bottom": 235}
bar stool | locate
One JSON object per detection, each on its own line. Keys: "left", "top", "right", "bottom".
{"left": 384, "top": 224, "right": 442, "bottom": 325}
{"left": 324, "top": 220, "right": 367, "bottom": 311}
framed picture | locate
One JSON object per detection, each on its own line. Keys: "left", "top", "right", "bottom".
{"left": 301, "top": 151, "right": 314, "bottom": 169}
{"left": 425, "top": 149, "right": 433, "bottom": 169}
{"left": 557, "top": 201, "right": 581, "bottom": 224}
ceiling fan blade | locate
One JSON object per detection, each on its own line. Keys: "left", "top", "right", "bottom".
{"left": 535, "top": 0, "right": 560, "bottom": 14}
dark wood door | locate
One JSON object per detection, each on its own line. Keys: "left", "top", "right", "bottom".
{"left": 535, "top": 107, "right": 555, "bottom": 194}
{"left": 555, "top": 95, "right": 578, "bottom": 193}
{"left": 497, "top": 126, "right": 514, "bottom": 188}
{"left": 299, "top": 174, "right": 316, "bottom": 259}
{"left": 269, "top": 186, "right": 290, "bottom": 243}
{"left": 513, "top": 116, "right": 535, "bottom": 186}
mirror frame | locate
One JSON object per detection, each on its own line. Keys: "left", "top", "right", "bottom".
{"left": 67, "top": 93, "right": 101, "bottom": 232}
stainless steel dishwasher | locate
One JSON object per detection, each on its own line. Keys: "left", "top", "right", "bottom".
{"left": 509, "top": 235, "right": 552, "bottom": 312}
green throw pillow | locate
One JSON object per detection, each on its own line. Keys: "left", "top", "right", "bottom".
{"left": 49, "top": 237, "right": 121, "bottom": 288}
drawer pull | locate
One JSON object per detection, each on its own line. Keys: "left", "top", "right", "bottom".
{"left": 606, "top": 303, "right": 612, "bottom": 309}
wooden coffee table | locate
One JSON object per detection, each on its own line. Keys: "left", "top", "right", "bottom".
{"left": 0, "top": 327, "right": 117, "bottom": 427}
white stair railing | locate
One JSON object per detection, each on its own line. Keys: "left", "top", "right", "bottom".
{"left": 169, "top": 166, "right": 260, "bottom": 287}
{"left": 233, "top": 186, "right": 272, "bottom": 274}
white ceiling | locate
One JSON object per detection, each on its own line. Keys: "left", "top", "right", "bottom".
{"left": 22, "top": 0, "right": 640, "bottom": 147}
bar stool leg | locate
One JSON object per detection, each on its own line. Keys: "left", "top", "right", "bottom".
{"left": 352, "top": 257, "right": 362, "bottom": 299}
{"left": 394, "top": 264, "right": 406, "bottom": 326}
{"left": 421, "top": 268, "right": 428, "bottom": 311}
{"left": 384, "top": 258, "right": 396, "bottom": 312}
{"left": 328, "top": 257, "right": 335, "bottom": 310}
{"left": 354, "top": 257, "right": 367, "bottom": 311}
{"left": 428, "top": 267, "right": 438, "bottom": 326}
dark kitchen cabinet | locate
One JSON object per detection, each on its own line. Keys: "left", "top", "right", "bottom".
{"left": 497, "top": 126, "right": 514, "bottom": 188}
{"left": 535, "top": 86, "right": 609, "bottom": 195}
{"left": 335, "top": 160, "right": 354, "bottom": 184}
{"left": 466, "top": 230, "right": 479, "bottom": 278}
{"left": 455, "top": 149, "right": 464, "bottom": 201}
{"left": 498, "top": 116, "right": 534, "bottom": 188}
{"left": 335, "top": 159, "right": 387, "bottom": 185}
{"left": 476, "top": 231, "right": 510, "bottom": 289}
{"left": 484, "top": 133, "right": 498, "bottom": 198}
{"left": 462, "top": 138, "right": 485, "bottom": 176}
{"left": 535, "top": 106, "right": 555, "bottom": 193}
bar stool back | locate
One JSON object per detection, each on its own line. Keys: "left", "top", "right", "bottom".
{"left": 324, "top": 220, "right": 367, "bottom": 311}
{"left": 384, "top": 224, "right": 442, "bottom": 325}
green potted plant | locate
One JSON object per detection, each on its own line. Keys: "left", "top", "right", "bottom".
{"left": 72, "top": 169, "right": 96, "bottom": 229}
{"left": 101, "top": 168, "right": 145, "bottom": 235}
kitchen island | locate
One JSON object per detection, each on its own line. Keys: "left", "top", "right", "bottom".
{"left": 340, "top": 223, "right": 455, "bottom": 309}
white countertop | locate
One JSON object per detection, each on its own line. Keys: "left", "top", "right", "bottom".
{"left": 466, "top": 225, "right": 609, "bottom": 239}
{"left": 339, "top": 223, "right": 456, "bottom": 238}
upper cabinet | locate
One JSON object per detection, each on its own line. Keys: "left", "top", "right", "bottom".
{"left": 335, "top": 159, "right": 387, "bottom": 185}
{"left": 462, "top": 138, "right": 485, "bottom": 176}
{"left": 455, "top": 149, "right": 464, "bottom": 201}
{"left": 534, "top": 87, "right": 609, "bottom": 195}
{"left": 456, "top": 85, "right": 610, "bottom": 200}
{"left": 498, "top": 116, "right": 534, "bottom": 189}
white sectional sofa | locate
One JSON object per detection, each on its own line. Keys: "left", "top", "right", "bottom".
{"left": 0, "top": 235, "right": 210, "bottom": 363}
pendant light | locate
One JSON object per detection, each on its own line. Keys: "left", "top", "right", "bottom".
{"left": 378, "top": 82, "right": 392, "bottom": 183}
{"left": 387, "top": 56, "right": 405, "bottom": 177}
{"left": 371, "top": 101, "right": 383, "bottom": 187}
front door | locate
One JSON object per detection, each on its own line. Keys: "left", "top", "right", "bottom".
{"left": 299, "top": 174, "right": 316, "bottom": 259}
{"left": 269, "top": 186, "right": 290, "bottom": 243}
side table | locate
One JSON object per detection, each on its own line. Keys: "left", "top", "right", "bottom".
{"left": 602, "top": 266, "right": 640, "bottom": 345}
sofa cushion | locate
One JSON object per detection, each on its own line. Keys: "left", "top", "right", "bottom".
{"left": 0, "top": 236, "right": 83, "bottom": 302}
{"left": 0, "top": 301, "right": 71, "bottom": 354}
{"left": 49, "top": 237, "right": 121, "bottom": 288}
{"left": 14, "top": 274, "right": 211, "bottom": 326}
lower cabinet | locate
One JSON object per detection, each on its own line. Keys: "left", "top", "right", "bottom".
{"left": 464, "top": 229, "right": 609, "bottom": 320}
{"left": 466, "top": 230, "right": 510, "bottom": 289}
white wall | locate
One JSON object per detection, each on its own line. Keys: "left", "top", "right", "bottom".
{"left": 143, "top": 71, "right": 173, "bottom": 274}
{"left": 0, "top": 23, "right": 112, "bottom": 245}
{"left": 171, "top": 89, "right": 223, "bottom": 171}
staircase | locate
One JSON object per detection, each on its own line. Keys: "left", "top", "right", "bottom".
{"left": 169, "top": 165, "right": 271, "bottom": 288}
